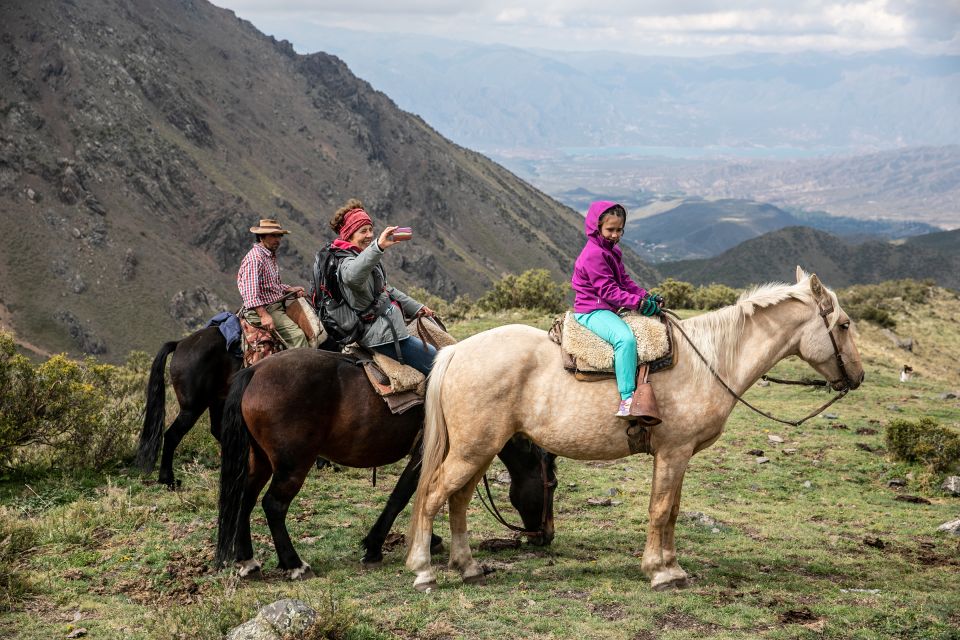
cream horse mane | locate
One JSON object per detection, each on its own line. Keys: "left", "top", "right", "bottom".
{"left": 680, "top": 273, "right": 841, "bottom": 387}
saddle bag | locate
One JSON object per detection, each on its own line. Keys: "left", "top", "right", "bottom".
{"left": 240, "top": 318, "right": 278, "bottom": 367}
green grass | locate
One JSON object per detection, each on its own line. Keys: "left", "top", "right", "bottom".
{"left": 1, "top": 294, "right": 959, "bottom": 638}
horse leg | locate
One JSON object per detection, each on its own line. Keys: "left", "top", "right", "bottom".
{"left": 407, "top": 456, "right": 486, "bottom": 591}
{"left": 237, "top": 447, "right": 272, "bottom": 578}
{"left": 157, "top": 408, "right": 202, "bottom": 488}
{"left": 361, "top": 450, "right": 442, "bottom": 569}
{"left": 261, "top": 465, "right": 314, "bottom": 580}
{"left": 447, "top": 466, "right": 490, "bottom": 585}
{"left": 208, "top": 401, "right": 224, "bottom": 443}
{"left": 641, "top": 451, "right": 691, "bottom": 591}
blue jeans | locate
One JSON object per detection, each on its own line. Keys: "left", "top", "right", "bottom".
{"left": 371, "top": 336, "right": 437, "bottom": 375}
{"left": 574, "top": 309, "right": 637, "bottom": 400}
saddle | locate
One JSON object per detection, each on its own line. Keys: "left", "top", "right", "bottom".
{"left": 239, "top": 298, "right": 327, "bottom": 367}
{"left": 347, "top": 315, "right": 456, "bottom": 415}
{"left": 548, "top": 311, "right": 676, "bottom": 380}
{"left": 549, "top": 311, "right": 677, "bottom": 452}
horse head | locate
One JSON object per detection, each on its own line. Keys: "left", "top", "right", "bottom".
{"left": 501, "top": 435, "right": 557, "bottom": 546}
{"left": 794, "top": 266, "right": 865, "bottom": 391}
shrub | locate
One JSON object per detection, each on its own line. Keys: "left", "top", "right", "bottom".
{"left": 839, "top": 279, "right": 936, "bottom": 326}
{"left": 477, "top": 269, "right": 569, "bottom": 314}
{"left": 886, "top": 417, "right": 960, "bottom": 474}
{"left": 692, "top": 283, "right": 740, "bottom": 310}
{"left": 653, "top": 279, "right": 695, "bottom": 310}
{"left": 404, "top": 287, "right": 475, "bottom": 322}
{"left": 0, "top": 332, "right": 147, "bottom": 472}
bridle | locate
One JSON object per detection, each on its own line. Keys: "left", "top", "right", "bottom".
{"left": 476, "top": 448, "right": 556, "bottom": 539}
{"left": 662, "top": 298, "right": 855, "bottom": 427}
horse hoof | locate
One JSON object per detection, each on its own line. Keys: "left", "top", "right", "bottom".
{"left": 462, "top": 573, "right": 486, "bottom": 586}
{"left": 238, "top": 561, "right": 262, "bottom": 579}
{"left": 414, "top": 581, "right": 437, "bottom": 593}
{"left": 288, "top": 565, "right": 315, "bottom": 580}
{"left": 652, "top": 576, "right": 688, "bottom": 591}
{"left": 360, "top": 558, "right": 383, "bottom": 571}
{"left": 430, "top": 537, "right": 444, "bottom": 554}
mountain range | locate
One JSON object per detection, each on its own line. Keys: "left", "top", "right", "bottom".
{"left": 658, "top": 226, "right": 960, "bottom": 289}
{"left": 270, "top": 26, "right": 960, "bottom": 155}
{"left": 0, "top": 0, "right": 656, "bottom": 359}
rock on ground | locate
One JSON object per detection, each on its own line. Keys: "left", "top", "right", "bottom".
{"left": 942, "top": 476, "right": 960, "bottom": 496}
{"left": 226, "top": 599, "right": 317, "bottom": 640}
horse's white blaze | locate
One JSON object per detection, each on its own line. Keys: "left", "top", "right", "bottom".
{"left": 238, "top": 559, "right": 261, "bottom": 577}
{"left": 408, "top": 271, "right": 864, "bottom": 591}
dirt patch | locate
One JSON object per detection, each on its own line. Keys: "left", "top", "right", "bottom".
{"left": 590, "top": 602, "right": 627, "bottom": 620}
{"left": 656, "top": 610, "right": 720, "bottom": 634}
{"left": 779, "top": 607, "right": 819, "bottom": 624}
{"left": 479, "top": 537, "right": 520, "bottom": 552}
{"left": 631, "top": 632, "right": 657, "bottom": 640}
{"left": 382, "top": 532, "right": 405, "bottom": 552}
{"left": 554, "top": 588, "right": 590, "bottom": 601}
{"left": 91, "top": 549, "right": 218, "bottom": 606}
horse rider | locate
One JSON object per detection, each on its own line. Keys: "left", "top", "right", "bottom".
{"left": 237, "top": 218, "right": 308, "bottom": 349}
{"left": 327, "top": 199, "right": 436, "bottom": 374}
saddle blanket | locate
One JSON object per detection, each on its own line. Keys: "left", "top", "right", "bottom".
{"left": 560, "top": 311, "right": 669, "bottom": 372}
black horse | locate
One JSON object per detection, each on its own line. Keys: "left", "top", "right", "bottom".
{"left": 137, "top": 326, "right": 243, "bottom": 487}
{"left": 215, "top": 349, "right": 558, "bottom": 578}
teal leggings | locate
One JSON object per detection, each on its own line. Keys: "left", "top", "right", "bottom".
{"left": 574, "top": 309, "right": 637, "bottom": 400}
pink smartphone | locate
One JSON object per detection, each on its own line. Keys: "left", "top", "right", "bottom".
{"left": 392, "top": 227, "right": 413, "bottom": 240}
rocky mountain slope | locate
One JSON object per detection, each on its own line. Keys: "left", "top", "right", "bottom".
{"left": 0, "top": 0, "right": 657, "bottom": 359}
{"left": 658, "top": 226, "right": 960, "bottom": 289}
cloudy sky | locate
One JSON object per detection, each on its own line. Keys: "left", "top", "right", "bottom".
{"left": 211, "top": 0, "right": 960, "bottom": 56}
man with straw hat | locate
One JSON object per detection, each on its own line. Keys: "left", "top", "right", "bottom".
{"left": 237, "top": 218, "right": 308, "bottom": 349}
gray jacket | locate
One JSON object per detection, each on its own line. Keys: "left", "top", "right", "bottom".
{"left": 338, "top": 241, "right": 423, "bottom": 347}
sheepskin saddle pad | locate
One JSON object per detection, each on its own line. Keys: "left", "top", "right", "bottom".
{"left": 560, "top": 311, "right": 669, "bottom": 372}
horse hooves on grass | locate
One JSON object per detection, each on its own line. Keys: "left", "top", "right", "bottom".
{"left": 360, "top": 558, "right": 384, "bottom": 571}
{"left": 288, "top": 565, "right": 315, "bottom": 581}
{"left": 414, "top": 581, "right": 437, "bottom": 593}
{"left": 462, "top": 573, "right": 486, "bottom": 586}
{"left": 430, "top": 538, "right": 444, "bottom": 554}
{"left": 652, "top": 576, "right": 688, "bottom": 591}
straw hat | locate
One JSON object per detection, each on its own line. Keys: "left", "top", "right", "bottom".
{"left": 249, "top": 219, "right": 290, "bottom": 235}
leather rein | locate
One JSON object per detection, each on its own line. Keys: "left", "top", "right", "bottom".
{"left": 662, "top": 299, "right": 854, "bottom": 427}
{"left": 475, "top": 448, "right": 556, "bottom": 538}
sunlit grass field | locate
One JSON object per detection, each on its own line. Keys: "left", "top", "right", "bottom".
{"left": 2, "top": 293, "right": 959, "bottom": 639}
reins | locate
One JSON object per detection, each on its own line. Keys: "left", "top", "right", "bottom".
{"left": 661, "top": 306, "right": 851, "bottom": 427}
{"left": 475, "top": 449, "right": 555, "bottom": 538}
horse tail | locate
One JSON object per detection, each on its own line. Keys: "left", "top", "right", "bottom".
{"left": 408, "top": 343, "right": 456, "bottom": 546}
{"left": 135, "top": 340, "right": 179, "bottom": 473}
{"left": 215, "top": 365, "right": 255, "bottom": 568}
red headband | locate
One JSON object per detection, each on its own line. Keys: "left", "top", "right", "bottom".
{"left": 338, "top": 208, "right": 373, "bottom": 242}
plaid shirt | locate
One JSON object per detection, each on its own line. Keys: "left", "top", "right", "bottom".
{"left": 237, "top": 243, "right": 291, "bottom": 309}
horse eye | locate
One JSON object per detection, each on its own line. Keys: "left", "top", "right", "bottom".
{"left": 840, "top": 322, "right": 850, "bottom": 330}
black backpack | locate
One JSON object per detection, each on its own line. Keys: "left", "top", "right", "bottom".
{"left": 310, "top": 246, "right": 383, "bottom": 347}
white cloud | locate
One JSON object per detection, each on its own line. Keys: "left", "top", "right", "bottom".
{"left": 210, "top": 0, "right": 960, "bottom": 55}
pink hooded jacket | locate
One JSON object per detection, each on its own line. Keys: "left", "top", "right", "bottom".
{"left": 571, "top": 200, "right": 647, "bottom": 313}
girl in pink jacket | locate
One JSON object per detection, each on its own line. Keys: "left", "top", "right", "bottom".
{"left": 571, "top": 201, "right": 662, "bottom": 416}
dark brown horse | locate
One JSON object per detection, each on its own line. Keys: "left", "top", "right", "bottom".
{"left": 215, "top": 348, "right": 557, "bottom": 578}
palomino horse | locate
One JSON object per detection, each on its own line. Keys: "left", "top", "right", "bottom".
{"left": 215, "top": 348, "right": 558, "bottom": 579}
{"left": 407, "top": 268, "right": 864, "bottom": 591}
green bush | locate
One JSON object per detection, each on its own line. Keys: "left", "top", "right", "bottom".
{"left": 0, "top": 332, "right": 147, "bottom": 472}
{"left": 886, "top": 417, "right": 960, "bottom": 474}
{"left": 405, "top": 287, "right": 475, "bottom": 322}
{"left": 477, "top": 269, "right": 569, "bottom": 314}
{"left": 839, "top": 279, "right": 936, "bottom": 327}
{"left": 692, "top": 283, "right": 740, "bottom": 310}
{"left": 653, "top": 278, "right": 695, "bottom": 310}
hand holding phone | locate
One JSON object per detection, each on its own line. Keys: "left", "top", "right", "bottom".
{"left": 392, "top": 227, "right": 413, "bottom": 241}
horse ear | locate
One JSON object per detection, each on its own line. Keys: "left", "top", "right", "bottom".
{"left": 809, "top": 273, "right": 824, "bottom": 300}
{"left": 795, "top": 266, "right": 806, "bottom": 283}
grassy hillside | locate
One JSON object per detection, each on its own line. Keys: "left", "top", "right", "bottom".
{"left": 1, "top": 287, "right": 958, "bottom": 638}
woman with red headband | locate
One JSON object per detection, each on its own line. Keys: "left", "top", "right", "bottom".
{"left": 328, "top": 198, "right": 437, "bottom": 374}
